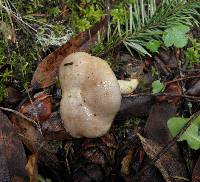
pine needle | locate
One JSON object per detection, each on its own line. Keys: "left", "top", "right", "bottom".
{"left": 94, "top": 0, "right": 200, "bottom": 57}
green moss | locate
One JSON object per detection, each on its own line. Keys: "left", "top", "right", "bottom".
{"left": 185, "top": 38, "right": 200, "bottom": 68}
{"left": 67, "top": 1, "right": 104, "bottom": 32}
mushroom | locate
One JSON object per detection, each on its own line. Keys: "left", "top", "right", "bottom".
{"left": 59, "top": 52, "right": 138, "bottom": 138}
{"left": 118, "top": 79, "right": 139, "bottom": 95}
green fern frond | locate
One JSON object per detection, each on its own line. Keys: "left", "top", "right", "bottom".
{"left": 93, "top": 0, "right": 200, "bottom": 57}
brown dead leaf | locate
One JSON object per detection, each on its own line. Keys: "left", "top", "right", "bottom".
{"left": 41, "top": 112, "right": 71, "bottom": 141}
{"left": 10, "top": 114, "right": 69, "bottom": 181}
{"left": 138, "top": 134, "right": 173, "bottom": 182}
{"left": 31, "top": 18, "right": 107, "bottom": 89}
{"left": 157, "top": 49, "right": 178, "bottom": 69}
{"left": 143, "top": 102, "right": 187, "bottom": 181}
{"left": 25, "top": 154, "right": 38, "bottom": 182}
{"left": 10, "top": 113, "right": 44, "bottom": 152}
{"left": 3, "top": 87, "right": 22, "bottom": 107}
{"left": 157, "top": 83, "right": 182, "bottom": 104}
{"left": 19, "top": 92, "right": 52, "bottom": 122}
{"left": 0, "top": 110, "right": 28, "bottom": 181}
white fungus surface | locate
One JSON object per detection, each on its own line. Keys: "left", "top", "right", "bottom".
{"left": 59, "top": 52, "right": 121, "bottom": 138}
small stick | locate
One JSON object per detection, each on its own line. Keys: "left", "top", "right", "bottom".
{"left": 124, "top": 92, "right": 200, "bottom": 101}
{"left": 165, "top": 74, "right": 200, "bottom": 84}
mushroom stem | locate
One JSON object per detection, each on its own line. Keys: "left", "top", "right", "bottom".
{"left": 118, "top": 79, "right": 139, "bottom": 95}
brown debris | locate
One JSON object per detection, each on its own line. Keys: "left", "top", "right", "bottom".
{"left": 41, "top": 112, "right": 71, "bottom": 141}
{"left": 3, "top": 87, "right": 22, "bottom": 107}
{"left": 71, "top": 133, "right": 118, "bottom": 181}
{"left": 0, "top": 110, "right": 28, "bottom": 181}
{"left": 157, "top": 83, "right": 182, "bottom": 104}
{"left": 10, "top": 113, "right": 69, "bottom": 181}
{"left": 18, "top": 92, "right": 52, "bottom": 122}
{"left": 142, "top": 102, "right": 188, "bottom": 181}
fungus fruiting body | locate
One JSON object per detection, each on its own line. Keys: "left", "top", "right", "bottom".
{"left": 59, "top": 52, "right": 122, "bottom": 138}
{"left": 118, "top": 79, "right": 139, "bottom": 95}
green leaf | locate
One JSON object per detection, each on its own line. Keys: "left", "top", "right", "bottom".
{"left": 146, "top": 40, "right": 161, "bottom": 53}
{"left": 162, "top": 24, "right": 190, "bottom": 48}
{"left": 167, "top": 116, "right": 200, "bottom": 150}
{"left": 151, "top": 80, "right": 165, "bottom": 94}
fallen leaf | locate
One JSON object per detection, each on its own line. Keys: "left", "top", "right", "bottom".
{"left": 10, "top": 113, "right": 44, "bottom": 152}
{"left": 19, "top": 92, "right": 52, "bottom": 122}
{"left": 10, "top": 114, "right": 69, "bottom": 181}
{"left": 138, "top": 133, "right": 172, "bottom": 182}
{"left": 156, "top": 49, "right": 178, "bottom": 69}
{"left": 143, "top": 103, "right": 187, "bottom": 181}
{"left": 157, "top": 83, "right": 182, "bottom": 104}
{"left": 3, "top": 87, "right": 22, "bottom": 107}
{"left": 41, "top": 112, "right": 71, "bottom": 141}
{"left": 31, "top": 18, "right": 107, "bottom": 89}
{"left": 0, "top": 110, "right": 28, "bottom": 181}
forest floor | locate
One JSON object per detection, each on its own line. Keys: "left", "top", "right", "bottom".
{"left": 0, "top": 1, "right": 200, "bottom": 182}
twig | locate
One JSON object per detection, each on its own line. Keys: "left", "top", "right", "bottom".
{"left": 124, "top": 92, "right": 200, "bottom": 101}
{"left": 0, "top": 4, "right": 37, "bottom": 33}
{"left": 155, "top": 56, "right": 170, "bottom": 75}
{"left": 165, "top": 74, "right": 200, "bottom": 84}
{"left": 138, "top": 110, "right": 200, "bottom": 176}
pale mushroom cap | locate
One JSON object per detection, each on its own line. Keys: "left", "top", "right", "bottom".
{"left": 59, "top": 52, "right": 121, "bottom": 138}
